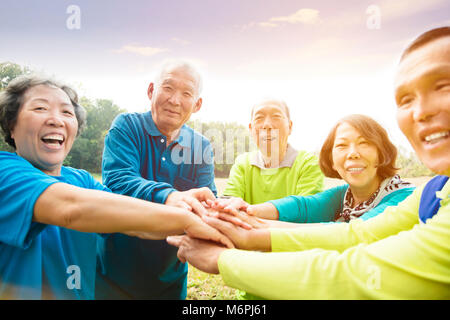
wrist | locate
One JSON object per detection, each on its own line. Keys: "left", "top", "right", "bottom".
{"left": 246, "top": 229, "right": 271, "bottom": 252}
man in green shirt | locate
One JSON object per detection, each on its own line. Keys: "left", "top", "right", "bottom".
{"left": 168, "top": 27, "right": 450, "bottom": 299}
{"left": 221, "top": 99, "right": 324, "bottom": 209}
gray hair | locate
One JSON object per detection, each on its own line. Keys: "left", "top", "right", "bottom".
{"left": 154, "top": 60, "right": 203, "bottom": 97}
{"left": 0, "top": 74, "right": 86, "bottom": 149}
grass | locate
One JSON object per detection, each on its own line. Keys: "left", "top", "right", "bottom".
{"left": 187, "top": 264, "right": 241, "bottom": 300}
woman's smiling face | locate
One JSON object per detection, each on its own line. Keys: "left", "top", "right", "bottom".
{"left": 332, "top": 122, "right": 381, "bottom": 194}
{"left": 11, "top": 84, "right": 78, "bottom": 176}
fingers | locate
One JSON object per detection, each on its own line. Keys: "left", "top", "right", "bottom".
{"left": 202, "top": 215, "right": 238, "bottom": 237}
{"left": 184, "top": 196, "right": 208, "bottom": 217}
{"left": 217, "top": 212, "right": 252, "bottom": 230}
{"left": 246, "top": 205, "right": 257, "bottom": 216}
{"left": 167, "top": 235, "right": 184, "bottom": 247}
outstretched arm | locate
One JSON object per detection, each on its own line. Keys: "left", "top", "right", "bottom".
{"left": 33, "top": 182, "right": 234, "bottom": 248}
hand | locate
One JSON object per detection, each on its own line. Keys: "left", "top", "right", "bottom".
{"left": 246, "top": 202, "right": 279, "bottom": 220}
{"left": 204, "top": 207, "right": 253, "bottom": 230}
{"left": 165, "top": 187, "right": 216, "bottom": 217}
{"left": 202, "top": 216, "right": 271, "bottom": 251}
{"left": 207, "top": 197, "right": 249, "bottom": 216}
{"left": 184, "top": 212, "right": 235, "bottom": 249}
{"left": 214, "top": 209, "right": 269, "bottom": 229}
{"left": 167, "top": 235, "right": 225, "bottom": 274}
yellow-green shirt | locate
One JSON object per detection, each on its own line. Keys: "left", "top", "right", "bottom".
{"left": 223, "top": 146, "right": 324, "bottom": 203}
{"left": 218, "top": 179, "right": 450, "bottom": 299}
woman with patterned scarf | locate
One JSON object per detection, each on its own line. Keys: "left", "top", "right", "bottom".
{"left": 212, "top": 114, "right": 415, "bottom": 226}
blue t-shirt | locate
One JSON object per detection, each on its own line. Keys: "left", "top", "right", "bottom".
{"left": 0, "top": 152, "right": 109, "bottom": 299}
{"left": 97, "top": 111, "right": 216, "bottom": 299}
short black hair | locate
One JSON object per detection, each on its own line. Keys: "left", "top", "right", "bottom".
{"left": 400, "top": 26, "right": 450, "bottom": 62}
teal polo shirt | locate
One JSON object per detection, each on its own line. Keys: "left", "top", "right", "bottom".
{"left": 97, "top": 111, "right": 216, "bottom": 299}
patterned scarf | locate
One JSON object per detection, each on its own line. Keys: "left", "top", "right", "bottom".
{"left": 335, "top": 175, "right": 413, "bottom": 222}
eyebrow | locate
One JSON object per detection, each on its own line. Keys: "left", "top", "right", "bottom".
{"left": 29, "top": 97, "right": 73, "bottom": 107}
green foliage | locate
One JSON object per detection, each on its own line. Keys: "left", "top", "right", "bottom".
{"left": 396, "top": 146, "right": 434, "bottom": 177}
{"left": 0, "top": 62, "right": 32, "bottom": 152}
{"left": 187, "top": 119, "right": 253, "bottom": 177}
{"left": 0, "top": 61, "right": 31, "bottom": 90}
{"left": 67, "top": 97, "right": 125, "bottom": 173}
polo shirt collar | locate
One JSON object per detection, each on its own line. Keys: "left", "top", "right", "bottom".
{"left": 143, "top": 111, "right": 192, "bottom": 148}
{"left": 250, "top": 144, "right": 298, "bottom": 169}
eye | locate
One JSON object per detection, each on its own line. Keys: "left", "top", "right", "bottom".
{"left": 397, "top": 94, "right": 415, "bottom": 107}
{"left": 183, "top": 91, "right": 193, "bottom": 98}
{"left": 435, "top": 80, "right": 450, "bottom": 91}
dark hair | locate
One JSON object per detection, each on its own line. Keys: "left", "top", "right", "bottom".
{"left": 400, "top": 26, "right": 450, "bottom": 62}
{"left": 0, "top": 74, "right": 86, "bottom": 148}
{"left": 319, "top": 114, "right": 398, "bottom": 180}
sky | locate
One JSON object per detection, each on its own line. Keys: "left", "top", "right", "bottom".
{"left": 1, "top": 0, "right": 449, "bottom": 154}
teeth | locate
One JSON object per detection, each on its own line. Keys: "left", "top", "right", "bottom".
{"left": 425, "top": 131, "right": 449, "bottom": 142}
{"left": 43, "top": 134, "right": 64, "bottom": 141}
{"left": 348, "top": 167, "right": 364, "bottom": 172}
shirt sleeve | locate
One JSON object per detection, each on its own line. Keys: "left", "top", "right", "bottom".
{"left": 359, "top": 187, "right": 415, "bottom": 221}
{"left": 218, "top": 188, "right": 450, "bottom": 299}
{"left": 269, "top": 185, "right": 348, "bottom": 223}
{"left": 270, "top": 186, "right": 421, "bottom": 253}
{"left": 0, "top": 154, "right": 59, "bottom": 249}
{"left": 102, "top": 115, "right": 176, "bottom": 204}
{"left": 222, "top": 154, "right": 246, "bottom": 198}
{"left": 294, "top": 152, "right": 324, "bottom": 196}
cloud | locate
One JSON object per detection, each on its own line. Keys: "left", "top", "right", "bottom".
{"left": 269, "top": 8, "right": 321, "bottom": 25}
{"left": 242, "top": 8, "right": 321, "bottom": 30}
{"left": 171, "top": 37, "right": 191, "bottom": 46}
{"left": 114, "top": 45, "right": 169, "bottom": 56}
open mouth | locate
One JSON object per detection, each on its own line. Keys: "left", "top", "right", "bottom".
{"left": 346, "top": 166, "right": 365, "bottom": 173}
{"left": 423, "top": 131, "right": 449, "bottom": 145}
{"left": 41, "top": 134, "right": 65, "bottom": 147}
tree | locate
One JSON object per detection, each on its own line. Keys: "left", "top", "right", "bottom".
{"left": 187, "top": 120, "right": 253, "bottom": 177}
{"left": 0, "top": 62, "right": 32, "bottom": 152}
{"left": 67, "top": 97, "right": 125, "bottom": 173}
{"left": 396, "top": 146, "right": 434, "bottom": 177}
{"left": 0, "top": 61, "right": 31, "bottom": 90}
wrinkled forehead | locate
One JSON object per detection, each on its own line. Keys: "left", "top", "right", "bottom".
{"left": 395, "top": 37, "right": 450, "bottom": 92}
{"left": 159, "top": 66, "right": 200, "bottom": 90}
{"left": 252, "top": 101, "right": 289, "bottom": 119}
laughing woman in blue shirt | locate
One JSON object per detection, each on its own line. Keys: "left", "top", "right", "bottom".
{"left": 0, "top": 75, "right": 232, "bottom": 299}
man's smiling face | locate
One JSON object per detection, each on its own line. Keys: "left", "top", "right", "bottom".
{"left": 395, "top": 36, "right": 450, "bottom": 176}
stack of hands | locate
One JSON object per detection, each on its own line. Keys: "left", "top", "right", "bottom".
{"left": 164, "top": 188, "right": 272, "bottom": 274}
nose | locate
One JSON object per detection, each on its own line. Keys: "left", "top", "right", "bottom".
{"left": 46, "top": 111, "right": 65, "bottom": 127}
{"left": 262, "top": 116, "right": 274, "bottom": 129}
{"left": 347, "top": 144, "right": 360, "bottom": 159}
{"left": 412, "top": 95, "right": 439, "bottom": 123}
{"left": 168, "top": 90, "right": 182, "bottom": 106}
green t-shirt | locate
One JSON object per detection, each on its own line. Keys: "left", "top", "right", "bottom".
{"left": 223, "top": 147, "right": 324, "bottom": 204}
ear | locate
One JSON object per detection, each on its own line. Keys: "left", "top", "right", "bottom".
{"left": 288, "top": 120, "right": 293, "bottom": 135}
{"left": 147, "top": 83, "right": 154, "bottom": 100}
{"left": 193, "top": 97, "right": 202, "bottom": 113}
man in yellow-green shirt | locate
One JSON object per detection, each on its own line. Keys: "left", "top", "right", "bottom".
{"left": 222, "top": 99, "right": 324, "bottom": 205}
{"left": 167, "top": 27, "right": 450, "bottom": 299}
